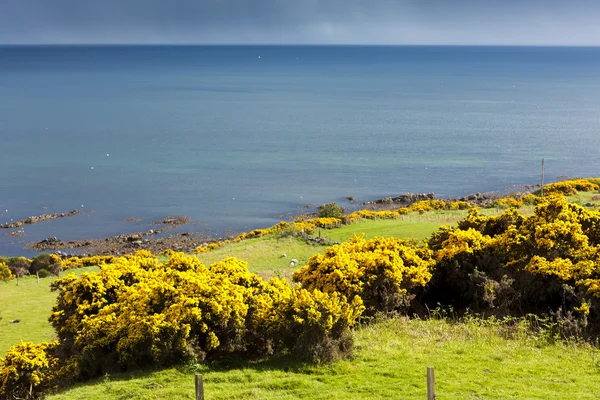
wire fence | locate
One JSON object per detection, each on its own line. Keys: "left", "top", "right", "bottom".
{"left": 191, "top": 367, "right": 590, "bottom": 400}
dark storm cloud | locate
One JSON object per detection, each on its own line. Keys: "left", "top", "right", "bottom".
{"left": 1, "top": 0, "right": 599, "bottom": 45}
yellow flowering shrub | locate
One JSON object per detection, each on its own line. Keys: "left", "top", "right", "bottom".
{"left": 543, "top": 178, "right": 599, "bottom": 196}
{"left": 491, "top": 197, "right": 523, "bottom": 209}
{"left": 0, "top": 261, "right": 13, "bottom": 281}
{"left": 457, "top": 207, "right": 525, "bottom": 237}
{"left": 433, "top": 228, "right": 493, "bottom": 262}
{"left": 50, "top": 252, "right": 251, "bottom": 372}
{"left": 60, "top": 255, "right": 116, "bottom": 270}
{"left": 246, "top": 279, "right": 364, "bottom": 362}
{"left": 293, "top": 236, "right": 433, "bottom": 313}
{"left": 293, "top": 218, "right": 342, "bottom": 232}
{"left": 283, "top": 289, "right": 364, "bottom": 362}
{"left": 345, "top": 209, "right": 403, "bottom": 222}
{"left": 47, "top": 250, "right": 366, "bottom": 379}
{"left": 409, "top": 199, "right": 470, "bottom": 213}
{"left": 424, "top": 194, "right": 600, "bottom": 317}
{"left": 195, "top": 242, "right": 225, "bottom": 253}
{"left": 0, "top": 341, "right": 60, "bottom": 399}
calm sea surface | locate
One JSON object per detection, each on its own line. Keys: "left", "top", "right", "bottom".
{"left": 1, "top": 45, "right": 600, "bottom": 256}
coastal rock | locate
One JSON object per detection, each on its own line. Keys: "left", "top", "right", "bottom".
{"left": 1, "top": 209, "right": 80, "bottom": 229}
{"left": 154, "top": 216, "right": 190, "bottom": 226}
{"left": 126, "top": 234, "right": 143, "bottom": 242}
{"left": 364, "top": 193, "right": 436, "bottom": 206}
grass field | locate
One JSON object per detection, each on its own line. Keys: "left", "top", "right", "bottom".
{"left": 199, "top": 208, "right": 513, "bottom": 271}
{"left": 48, "top": 316, "right": 600, "bottom": 399}
{"left": 0, "top": 266, "right": 99, "bottom": 355}
{"left": 196, "top": 236, "right": 329, "bottom": 279}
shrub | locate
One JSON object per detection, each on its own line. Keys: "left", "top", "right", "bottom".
{"left": 426, "top": 226, "right": 504, "bottom": 309}
{"left": 247, "top": 281, "right": 364, "bottom": 363}
{"left": 426, "top": 195, "right": 600, "bottom": 317}
{"left": 293, "top": 236, "right": 433, "bottom": 314}
{"left": 48, "top": 263, "right": 63, "bottom": 277}
{"left": 283, "top": 289, "right": 363, "bottom": 363}
{"left": 542, "top": 178, "right": 599, "bottom": 196}
{"left": 490, "top": 197, "right": 523, "bottom": 209}
{"left": 49, "top": 252, "right": 251, "bottom": 375}
{"left": 48, "top": 251, "right": 366, "bottom": 380}
{"left": 0, "top": 341, "right": 60, "bottom": 399}
{"left": 5, "top": 257, "right": 31, "bottom": 277}
{"left": 37, "top": 269, "right": 51, "bottom": 278}
{"left": 318, "top": 202, "right": 343, "bottom": 219}
{"left": 0, "top": 261, "right": 13, "bottom": 282}
{"left": 30, "top": 254, "right": 54, "bottom": 275}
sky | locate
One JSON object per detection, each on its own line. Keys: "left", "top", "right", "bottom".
{"left": 1, "top": 0, "right": 599, "bottom": 46}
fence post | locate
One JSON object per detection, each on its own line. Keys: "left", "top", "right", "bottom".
{"left": 427, "top": 366, "right": 435, "bottom": 400}
{"left": 195, "top": 373, "right": 205, "bottom": 400}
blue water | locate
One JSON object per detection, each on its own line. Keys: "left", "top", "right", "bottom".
{"left": 1, "top": 45, "right": 600, "bottom": 256}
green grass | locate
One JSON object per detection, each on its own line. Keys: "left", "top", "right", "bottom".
{"left": 196, "top": 210, "right": 474, "bottom": 278}
{"left": 320, "top": 208, "right": 520, "bottom": 243}
{"left": 196, "top": 236, "right": 329, "bottom": 279}
{"left": 567, "top": 191, "right": 600, "bottom": 208}
{"left": 197, "top": 208, "right": 527, "bottom": 277}
{"left": 0, "top": 266, "right": 99, "bottom": 355}
{"left": 324, "top": 219, "right": 446, "bottom": 242}
{"left": 48, "top": 316, "right": 600, "bottom": 399}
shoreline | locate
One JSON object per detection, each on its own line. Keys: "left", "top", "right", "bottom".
{"left": 0, "top": 182, "right": 543, "bottom": 257}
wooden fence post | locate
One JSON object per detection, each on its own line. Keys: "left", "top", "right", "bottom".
{"left": 195, "top": 373, "right": 205, "bottom": 400}
{"left": 427, "top": 366, "right": 436, "bottom": 400}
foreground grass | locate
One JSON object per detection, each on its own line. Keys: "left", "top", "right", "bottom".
{"left": 48, "top": 316, "right": 600, "bottom": 399}
{"left": 0, "top": 266, "right": 99, "bottom": 355}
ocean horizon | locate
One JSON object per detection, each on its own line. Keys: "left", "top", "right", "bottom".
{"left": 1, "top": 45, "right": 600, "bottom": 256}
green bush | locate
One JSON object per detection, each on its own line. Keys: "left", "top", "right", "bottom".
{"left": 30, "top": 254, "right": 53, "bottom": 275}
{"left": 37, "top": 269, "right": 51, "bottom": 278}
{"left": 318, "top": 202, "right": 343, "bottom": 219}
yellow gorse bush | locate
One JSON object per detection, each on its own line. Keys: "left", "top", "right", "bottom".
{"left": 39, "top": 250, "right": 365, "bottom": 390}
{"left": 491, "top": 197, "right": 524, "bottom": 209}
{"left": 0, "top": 341, "right": 60, "bottom": 399}
{"left": 293, "top": 236, "right": 433, "bottom": 313}
{"left": 543, "top": 178, "right": 599, "bottom": 196}
{"left": 427, "top": 194, "right": 600, "bottom": 316}
{"left": 0, "top": 261, "right": 13, "bottom": 281}
{"left": 60, "top": 255, "right": 116, "bottom": 270}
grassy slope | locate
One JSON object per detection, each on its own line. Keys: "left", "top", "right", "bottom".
{"left": 197, "top": 236, "right": 329, "bottom": 279}
{"left": 48, "top": 317, "right": 600, "bottom": 399}
{"left": 568, "top": 192, "right": 600, "bottom": 208}
{"left": 199, "top": 208, "right": 512, "bottom": 269}
{"left": 0, "top": 267, "right": 99, "bottom": 355}
{"left": 9, "top": 205, "right": 597, "bottom": 399}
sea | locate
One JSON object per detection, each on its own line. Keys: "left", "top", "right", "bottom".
{"left": 1, "top": 45, "right": 600, "bottom": 256}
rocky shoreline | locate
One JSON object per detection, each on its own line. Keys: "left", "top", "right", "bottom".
{"left": 0, "top": 210, "right": 81, "bottom": 229}
{"left": 8, "top": 185, "right": 540, "bottom": 257}
{"left": 25, "top": 216, "right": 205, "bottom": 256}
{"left": 361, "top": 184, "right": 539, "bottom": 210}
